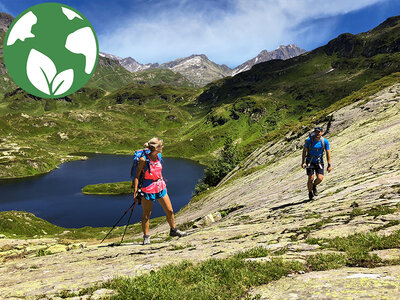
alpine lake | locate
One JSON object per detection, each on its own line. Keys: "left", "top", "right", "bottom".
{"left": 0, "top": 154, "right": 205, "bottom": 228}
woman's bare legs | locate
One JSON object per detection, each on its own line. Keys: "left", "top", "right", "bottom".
{"left": 141, "top": 197, "right": 153, "bottom": 235}
{"left": 157, "top": 193, "right": 175, "bottom": 229}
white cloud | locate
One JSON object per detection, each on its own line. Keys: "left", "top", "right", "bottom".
{"left": 99, "top": 0, "right": 386, "bottom": 67}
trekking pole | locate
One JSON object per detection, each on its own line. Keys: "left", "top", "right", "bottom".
{"left": 101, "top": 201, "right": 135, "bottom": 244}
{"left": 121, "top": 202, "right": 136, "bottom": 244}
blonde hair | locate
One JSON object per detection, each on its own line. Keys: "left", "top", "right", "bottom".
{"left": 144, "top": 137, "right": 163, "bottom": 150}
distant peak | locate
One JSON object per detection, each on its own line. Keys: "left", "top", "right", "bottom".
{"left": 188, "top": 54, "right": 209, "bottom": 60}
{"left": 232, "top": 44, "right": 306, "bottom": 76}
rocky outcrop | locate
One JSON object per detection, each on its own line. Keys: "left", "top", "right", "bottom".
{"left": 120, "top": 56, "right": 159, "bottom": 72}
{"left": 99, "top": 53, "right": 159, "bottom": 72}
{"left": 0, "top": 83, "right": 399, "bottom": 298}
{"left": 250, "top": 266, "right": 400, "bottom": 299}
{"left": 159, "top": 54, "right": 232, "bottom": 86}
{"left": 232, "top": 44, "right": 306, "bottom": 76}
{"left": 0, "top": 12, "right": 13, "bottom": 32}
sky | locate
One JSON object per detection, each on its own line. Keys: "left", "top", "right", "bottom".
{"left": 1, "top": 0, "right": 400, "bottom": 68}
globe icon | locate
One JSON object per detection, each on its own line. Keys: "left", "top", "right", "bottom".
{"left": 3, "top": 3, "right": 99, "bottom": 99}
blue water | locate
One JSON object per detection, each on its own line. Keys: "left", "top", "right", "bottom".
{"left": 0, "top": 154, "right": 204, "bottom": 228}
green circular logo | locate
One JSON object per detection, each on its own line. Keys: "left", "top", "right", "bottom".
{"left": 3, "top": 3, "right": 99, "bottom": 99}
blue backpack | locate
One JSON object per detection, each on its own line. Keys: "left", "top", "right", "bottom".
{"left": 130, "top": 149, "right": 163, "bottom": 184}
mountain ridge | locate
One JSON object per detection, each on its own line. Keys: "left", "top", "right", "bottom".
{"left": 231, "top": 44, "right": 307, "bottom": 76}
{"left": 100, "top": 45, "right": 306, "bottom": 86}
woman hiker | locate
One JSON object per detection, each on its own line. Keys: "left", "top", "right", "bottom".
{"left": 133, "top": 137, "right": 186, "bottom": 245}
{"left": 302, "top": 127, "right": 332, "bottom": 200}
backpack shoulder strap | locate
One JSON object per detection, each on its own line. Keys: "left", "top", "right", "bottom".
{"left": 307, "top": 136, "right": 314, "bottom": 154}
{"left": 142, "top": 149, "right": 152, "bottom": 174}
{"left": 321, "top": 137, "right": 326, "bottom": 152}
{"left": 158, "top": 153, "right": 163, "bottom": 164}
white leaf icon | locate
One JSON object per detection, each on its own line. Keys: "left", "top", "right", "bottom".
{"left": 52, "top": 69, "right": 74, "bottom": 96}
{"left": 27, "top": 49, "right": 56, "bottom": 95}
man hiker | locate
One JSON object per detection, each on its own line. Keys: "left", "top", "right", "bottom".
{"left": 301, "top": 127, "right": 332, "bottom": 200}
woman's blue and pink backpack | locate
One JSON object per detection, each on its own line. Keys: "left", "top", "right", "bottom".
{"left": 130, "top": 149, "right": 163, "bottom": 182}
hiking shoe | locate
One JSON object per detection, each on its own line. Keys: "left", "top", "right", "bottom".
{"left": 142, "top": 235, "right": 150, "bottom": 245}
{"left": 308, "top": 191, "right": 314, "bottom": 201}
{"left": 312, "top": 184, "right": 318, "bottom": 196}
{"left": 169, "top": 228, "right": 187, "bottom": 237}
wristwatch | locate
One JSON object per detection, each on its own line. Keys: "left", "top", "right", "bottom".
{"left": 327, "top": 163, "right": 331, "bottom": 167}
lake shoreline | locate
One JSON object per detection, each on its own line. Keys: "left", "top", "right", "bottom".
{"left": 0, "top": 151, "right": 205, "bottom": 180}
{"left": 0, "top": 154, "right": 205, "bottom": 228}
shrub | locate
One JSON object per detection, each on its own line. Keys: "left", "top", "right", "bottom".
{"left": 195, "top": 137, "right": 240, "bottom": 193}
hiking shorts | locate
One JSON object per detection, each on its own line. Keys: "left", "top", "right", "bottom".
{"left": 142, "top": 188, "right": 167, "bottom": 201}
{"left": 306, "top": 161, "right": 324, "bottom": 176}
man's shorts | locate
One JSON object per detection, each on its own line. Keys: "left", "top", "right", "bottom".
{"left": 306, "top": 161, "right": 324, "bottom": 176}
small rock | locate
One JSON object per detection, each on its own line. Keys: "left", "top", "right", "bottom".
{"left": 287, "top": 243, "right": 320, "bottom": 252}
{"left": 370, "top": 249, "right": 400, "bottom": 261}
{"left": 244, "top": 257, "right": 271, "bottom": 263}
{"left": 47, "top": 244, "right": 68, "bottom": 254}
{"left": 262, "top": 242, "right": 288, "bottom": 252}
{"left": 194, "top": 212, "right": 222, "bottom": 227}
{"left": 91, "top": 288, "right": 117, "bottom": 300}
{"left": 380, "top": 213, "right": 400, "bottom": 222}
{"left": 0, "top": 234, "right": 5, "bottom": 239}
{"left": 68, "top": 243, "right": 87, "bottom": 250}
{"left": 212, "top": 212, "right": 222, "bottom": 222}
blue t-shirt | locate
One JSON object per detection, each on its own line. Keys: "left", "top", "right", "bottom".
{"left": 304, "top": 137, "right": 330, "bottom": 163}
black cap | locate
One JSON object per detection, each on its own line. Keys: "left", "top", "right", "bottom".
{"left": 314, "top": 126, "right": 323, "bottom": 132}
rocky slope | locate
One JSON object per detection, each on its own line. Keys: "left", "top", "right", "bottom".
{"left": 158, "top": 54, "right": 232, "bottom": 86}
{"left": 0, "top": 79, "right": 399, "bottom": 299}
{"left": 231, "top": 44, "right": 306, "bottom": 76}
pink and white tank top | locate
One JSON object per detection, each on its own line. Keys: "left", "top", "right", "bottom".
{"left": 141, "top": 156, "right": 166, "bottom": 193}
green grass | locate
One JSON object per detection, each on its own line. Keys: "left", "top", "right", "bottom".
{"left": 36, "top": 249, "right": 52, "bottom": 257}
{"left": 0, "top": 210, "right": 168, "bottom": 241}
{"left": 343, "top": 205, "right": 399, "bottom": 223}
{"left": 294, "top": 218, "right": 333, "bottom": 239}
{"left": 306, "top": 253, "right": 348, "bottom": 271}
{"left": 82, "top": 181, "right": 132, "bottom": 195}
{"left": 169, "top": 243, "right": 194, "bottom": 251}
{"left": 307, "top": 229, "right": 400, "bottom": 267}
{"left": 307, "top": 230, "right": 400, "bottom": 253}
{"left": 103, "top": 256, "right": 303, "bottom": 299}
{"left": 129, "top": 69, "right": 195, "bottom": 88}
{"left": 0, "top": 211, "right": 64, "bottom": 237}
{"left": 233, "top": 246, "right": 270, "bottom": 259}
